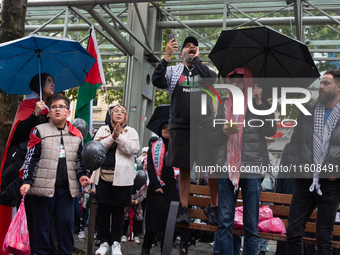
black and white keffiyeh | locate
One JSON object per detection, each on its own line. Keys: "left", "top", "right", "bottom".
{"left": 165, "top": 63, "right": 184, "bottom": 100}
{"left": 311, "top": 101, "right": 340, "bottom": 195}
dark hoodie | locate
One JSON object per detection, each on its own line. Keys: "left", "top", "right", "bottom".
{"left": 152, "top": 57, "right": 217, "bottom": 129}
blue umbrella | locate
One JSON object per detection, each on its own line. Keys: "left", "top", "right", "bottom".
{"left": 0, "top": 34, "right": 96, "bottom": 97}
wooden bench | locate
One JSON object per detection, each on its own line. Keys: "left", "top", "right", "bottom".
{"left": 161, "top": 184, "right": 340, "bottom": 255}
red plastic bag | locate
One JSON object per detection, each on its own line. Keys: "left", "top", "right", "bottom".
{"left": 234, "top": 206, "right": 244, "bottom": 229}
{"left": 258, "top": 217, "right": 286, "bottom": 235}
{"left": 259, "top": 205, "right": 273, "bottom": 222}
{"left": 2, "top": 196, "right": 30, "bottom": 255}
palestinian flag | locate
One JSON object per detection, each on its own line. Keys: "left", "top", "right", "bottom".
{"left": 75, "top": 25, "right": 106, "bottom": 143}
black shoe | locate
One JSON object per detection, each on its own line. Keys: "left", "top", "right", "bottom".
{"left": 141, "top": 246, "right": 150, "bottom": 255}
{"left": 176, "top": 206, "right": 190, "bottom": 224}
{"left": 172, "top": 240, "right": 177, "bottom": 247}
{"left": 73, "top": 226, "right": 80, "bottom": 234}
{"left": 95, "top": 239, "right": 102, "bottom": 246}
{"left": 204, "top": 203, "right": 218, "bottom": 226}
{"left": 151, "top": 238, "right": 158, "bottom": 247}
{"left": 258, "top": 251, "right": 266, "bottom": 255}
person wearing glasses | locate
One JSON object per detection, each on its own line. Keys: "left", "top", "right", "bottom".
{"left": 20, "top": 94, "right": 91, "bottom": 255}
{"left": 0, "top": 73, "right": 55, "bottom": 254}
{"left": 91, "top": 105, "right": 140, "bottom": 255}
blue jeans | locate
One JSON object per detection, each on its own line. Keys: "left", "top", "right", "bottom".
{"left": 287, "top": 179, "right": 340, "bottom": 255}
{"left": 214, "top": 176, "right": 261, "bottom": 255}
{"left": 32, "top": 186, "right": 75, "bottom": 255}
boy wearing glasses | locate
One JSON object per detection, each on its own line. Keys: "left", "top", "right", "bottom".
{"left": 20, "top": 94, "right": 91, "bottom": 255}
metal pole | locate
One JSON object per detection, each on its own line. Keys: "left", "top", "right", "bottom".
{"left": 27, "top": 0, "right": 182, "bottom": 7}
{"left": 63, "top": 7, "right": 69, "bottom": 37}
{"left": 133, "top": 3, "right": 152, "bottom": 49}
{"left": 222, "top": 2, "right": 228, "bottom": 30}
{"left": 139, "top": 97, "right": 148, "bottom": 150}
{"left": 304, "top": 10, "right": 340, "bottom": 35}
{"left": 30, "top": 9, "right": 66, "bottom": 34}
{"left": 100, "top": 5, "right": 156, "bottom": 58}
{"left": 69, "top": 6, "right": 128, "bottom": 55}
{"left": 87, "top": 192, "right": 97, "bottom": 255}
{"left": 123, "top": 55, "right": 134, "bottom": 120}
{"left": 229, "top": 3, "right": 263, "bottom": 26}
{"left": 305, "top": 0, "right": 340, "bottom": 26}
{"left": 87, "top": 7, "right": 135, "bottom": 56}
{"left": 151, "top": 2, "right": 214, "bottom": 48}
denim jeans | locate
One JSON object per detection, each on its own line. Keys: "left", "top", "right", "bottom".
{"left": 32, "top": 186, "right": 75, "bottom": 255}
{"left": 214, "top": 176, "right": 261, "bottom": 255}
{"left": 287, "top": 178, "right": 340, "bottom": 255}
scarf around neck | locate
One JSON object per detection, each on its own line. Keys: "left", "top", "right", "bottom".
{"left": 152, "top": 138, "right": 166, "bottom": 186}
{"left": 224, "top": 68, "right": 255, "bottom": 192}
{"left": 311, "top": 101, "right": 340, "bottom": 195}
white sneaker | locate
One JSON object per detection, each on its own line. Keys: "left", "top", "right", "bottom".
{"left": 95, "top": 242, "right": 109, "bottom": 255}
{"left": 78, "top": 231, "right": 86, "bottom": 239}
{"left": 121, "top": 235, "right": 127, "bottom": 243}
{"left": 133, "top": 236, "right": 140, "bottom": 244}
{"left": 112, "top": 241, "right": 122, "bottom": 255}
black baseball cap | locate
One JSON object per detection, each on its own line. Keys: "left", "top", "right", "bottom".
{"left": 181, "top": 36, "right": 198, "bottom": 52}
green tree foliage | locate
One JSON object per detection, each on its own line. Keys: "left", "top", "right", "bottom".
{"left": 0, "top": 0, "right": 27, "bottom": 159}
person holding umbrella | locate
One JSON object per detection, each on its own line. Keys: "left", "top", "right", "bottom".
{"left": 152, "top": 36, "right": 218, "bottom": 226}
{"left": 141, "top": 105, "right": 179, "bottom": 255}
{"left": 210, "top": 68, "right": 276, "bottom": 254}
{"left": 0, "top": 73, "right": 55, "bottom": 253}
{"left": 91, "top": 105, "right": 140, "bottom": 255}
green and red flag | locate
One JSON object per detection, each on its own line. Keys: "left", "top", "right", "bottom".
{"left": 75, "top": 25, "right": 105, "bottom": 143}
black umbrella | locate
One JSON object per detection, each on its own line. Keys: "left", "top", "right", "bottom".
{"left": 146, "top": 104, "right": 170, "bottom": 136}
{"left": 209, "top": 26, "right": 320, "bottom": 98}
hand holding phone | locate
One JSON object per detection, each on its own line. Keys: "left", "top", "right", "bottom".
{"left": 167, "top": 32, "right": 176, "bottom": 42}
{"left": 164, "top": 32, "right": 178, "bottom": 61}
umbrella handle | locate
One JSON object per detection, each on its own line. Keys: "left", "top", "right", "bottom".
{"left": 38, "top": 57, "right": 42, "bottom": 101}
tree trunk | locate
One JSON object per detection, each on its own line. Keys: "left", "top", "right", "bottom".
{"left": 0, "top": 0, "right": 27, "bottom": 160}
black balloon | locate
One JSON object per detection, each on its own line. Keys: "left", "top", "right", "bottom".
{"left": 72, "top": 118, "right": 89, "bottom": 140}
{"left": 136, "top": 159, "right": 143, "bottom": 171}
{"left": 82, "top": 141, "right": 106, "bottom": 171}
{"left": 134, "top": 170, "right": 147, "bottom": 190}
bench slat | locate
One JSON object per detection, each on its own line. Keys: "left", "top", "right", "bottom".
{"left": 189, "top": 185, "right": 210, "bottom": 196}
{"left": 188, "top": 208, "right": 208, "bottom": 221}
{"left": 188, "top": 196, "right": 211, "bottom": 207}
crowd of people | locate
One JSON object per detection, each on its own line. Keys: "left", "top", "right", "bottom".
{"left": 0, "top": 35, "right": 340, "bottom": 255}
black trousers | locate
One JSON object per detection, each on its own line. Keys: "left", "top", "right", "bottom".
{"left": 122, "top": 219, "right": 143, "bottom": 237}
{"left": 287, "top": 179, "right": 340, "bottom": 255}
{"left": 97, "top": 203, "right": 124, "bottom": 245}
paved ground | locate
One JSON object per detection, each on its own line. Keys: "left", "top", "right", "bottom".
{"left": 73, "top": 230, "right": 278, "bottom": 255}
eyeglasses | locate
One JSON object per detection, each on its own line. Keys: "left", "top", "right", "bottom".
{"left": 51, "top": 105, "right": 68, "bottom": 111}
{"left": 112, "top": 110, "right": 126, "bottom": 115}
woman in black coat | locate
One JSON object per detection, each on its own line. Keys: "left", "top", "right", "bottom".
{"left": 141, "top": 122, "right": 178, "bottom": 255}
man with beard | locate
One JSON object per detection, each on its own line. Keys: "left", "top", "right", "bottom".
{"left": 286, "top": 69, "right": 340, "bottom": 255}
{"left": 152, "top": 36, "right": 218, "bottom": 225}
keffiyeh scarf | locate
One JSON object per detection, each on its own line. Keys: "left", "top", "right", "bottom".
{"left": 311, "top": 101, "right": 340, "bottom": 195}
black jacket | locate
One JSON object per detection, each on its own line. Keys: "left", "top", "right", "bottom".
{"left": 0, "top": 113, "right": 48, "bottom": 206}
{"left": 211, "top": 98, "right": 276, "bottom": 170}
{"left": 288, "top": 100, "right": 340, "bottom": 178}
{"left": 152, "top": 57, "right": 216, "bottom": 129}
{"left": 145, "top": 137, "right": 178, "bottom": 232}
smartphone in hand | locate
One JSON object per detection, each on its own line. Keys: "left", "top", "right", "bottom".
{"left": 167, "top": 32, "right": 176, "bottom": 42}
